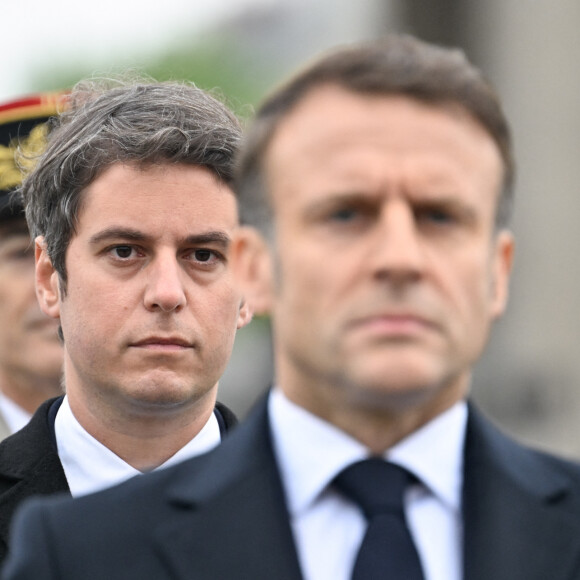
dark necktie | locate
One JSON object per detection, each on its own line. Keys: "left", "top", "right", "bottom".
{"left": 333, "top": 458, "right": 425, "bottom": 580}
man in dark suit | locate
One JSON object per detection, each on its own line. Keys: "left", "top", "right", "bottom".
{"left": 5, "top": 35, "right": 580, "bottom": 580}
{"left": 0, "top": 80, "right": 250, "bottom": 563}
{"left": 0, "top": 94, "right": 65, "bottom": 440}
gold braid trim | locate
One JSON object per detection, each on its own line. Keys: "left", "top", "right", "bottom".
{"left": 0, "top": 122, "right": 49, "bottom": 190}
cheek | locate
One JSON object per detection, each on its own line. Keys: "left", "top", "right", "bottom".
{"left": 197, "top": 282, "right": 244, "bottom": 324}
{"left": 447, "top": 256, "right": 497, "bottom": 324}
{"left": 280, "top": 230, "right": 369, "bottom": 308}
{"left": 276, "top": 251, "right": 326, "bottom": 311}
{"left": 274, "top": 256, "right": 351, "bottom": 344}
{"left": 0, "top": 305, "right": 12, "bottom": 340}
{"left": 0, "top": 279, "right": 30, "bottom": 319}
{"left": 60, "top": 284, "right": 120, "bottom": 340}
{"left": 68, "top": 269, "right": 129, "bottom": 309}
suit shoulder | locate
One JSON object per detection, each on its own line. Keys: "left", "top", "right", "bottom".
{"left": 44, "top": 449, "right": 213, "bottom": 510}
{"left": 467, "top": 405, "right": 580, "bottom": 500}
{"left": 0, "top": 398, "right": 60, "bottom": 473}
{"left": 526, "top": 445, "right": 580, "bottom": 482}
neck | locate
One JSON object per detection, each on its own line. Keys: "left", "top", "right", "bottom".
{"left": 67, "top": 391, "right": 217, "bottom": 472}
{"left": 279, "top": 371, "right": 468, "bottom": 454}
{"left": 329, "top": 399, "right": 458, "bottom": 453}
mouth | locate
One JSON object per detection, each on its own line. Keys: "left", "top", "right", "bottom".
{"left": 348, "top": 312, "right": 438, "bottom": 338}
{"left": 130, "top": 337, "right": 194, "bottom": 351}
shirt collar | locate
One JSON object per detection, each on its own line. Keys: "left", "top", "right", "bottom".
{"left": 55, "top": 395, "right": 221, "bottom": 497}
{"left": 387, "top": 401, "right": 466, "bottom": 511}
{"left": 268, "top": 388, "right": 466, "bottom": 516}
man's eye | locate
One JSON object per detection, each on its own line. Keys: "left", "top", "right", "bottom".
{"left": 420, "top": 208, "right": 454, "bottom": 224}
{"left": 429, "top": 211, "right": 451, "bottom": 222}
{"left": 330, "top": 207, "right": 359, "bottom": 222}
{"left": 112, "top": 246, "right": 134, "bottom": 259}
{"left": 194, "top": 249, "right": 213, "bottom": 262}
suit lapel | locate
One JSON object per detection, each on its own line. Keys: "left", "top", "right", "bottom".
{"left": 462, "top": 406, "right": 580, "bottom": 580}
{"left": 149, "top": 399, "right": 580, "bottom": 580}
{"left": 152, "top": 397, "right": 303, "bottom": 580}
{"left": 0, "top": 397, "right": 69, "bottom": 558}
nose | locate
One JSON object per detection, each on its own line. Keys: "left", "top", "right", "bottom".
{"left": 143, "top": 252, "right": 187, "bottom": 313}
{"left": 371, "top": 200, "right": 425, "bottom": 285}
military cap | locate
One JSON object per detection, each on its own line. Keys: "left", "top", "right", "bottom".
{"left": 0, "top": 92, "right": 67, "bottom": 221}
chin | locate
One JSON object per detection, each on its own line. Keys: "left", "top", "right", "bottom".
{"left": 124, "top": 383, "right": 189, "bottom": 408}
{"left": 122, "top": 394, "right": 192, "bottom": 418}
{"left": 341, "top": 362, "right": 450, "bottom": 411}
{"left": 126, "top": 376, "right": 213, "bottom": 412}
{"left": 349, "top": 382, "right": 437, "bottom": 413}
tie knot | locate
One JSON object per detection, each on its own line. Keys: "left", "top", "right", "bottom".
{"left": 333, "top": 458, "right": 415, "bottom": 519}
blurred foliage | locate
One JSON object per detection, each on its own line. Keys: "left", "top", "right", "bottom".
{"left": 27, "top": 33, "right": 275, "bottom": 120}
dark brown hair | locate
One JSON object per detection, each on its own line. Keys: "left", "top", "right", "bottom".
{"left": 235, "top": 34, "right": 514, "bottom": 238}
{"left": 21, "top": 77, "right": 242, "bottom": 288}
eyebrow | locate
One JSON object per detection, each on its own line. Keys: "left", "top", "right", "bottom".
{"left": 88, "top": 227, "right": 232, "bottom": 247}
{"left": 304, "top": 191, "right": 402, "bottom": 224}
{"left": 412, "top": 197, "right": 479, "bottom": 222}
{"left": 305, "top": 191, "right": 478, "bottom": 214}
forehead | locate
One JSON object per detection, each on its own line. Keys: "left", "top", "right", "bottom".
{"left": 264, "top": 86, "right": 503, "bottom": 198}
{"left": 76, "top": 162, "right": 238, "bottom": 236}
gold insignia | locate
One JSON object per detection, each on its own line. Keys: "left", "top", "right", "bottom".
{"left": 0, "top": 122, "right": 49, "bottom": 190}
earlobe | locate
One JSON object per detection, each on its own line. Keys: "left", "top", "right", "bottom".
{"left": 35, "top": 236, "right": 61, "bottom": 319}
{"left": 236, "top": 299, "right": 253, "bottom": 330}
{"left": 490, "top": 230, "right": 515, "bottom": 319}
{"left": 231, "top": 227, "right": 274, "bottom": 316}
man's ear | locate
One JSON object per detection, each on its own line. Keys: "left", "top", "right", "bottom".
{"left": 231, "top": 227, "right": 274, "bottom": 317}
{"left": 35, "top": 236, "right": 61, "bottom": 318}
{"left": 490, "top": 230, "right": 515, "bottom": 319}
{"left": 236, "top": 298, "right": 253, "bottom": 330}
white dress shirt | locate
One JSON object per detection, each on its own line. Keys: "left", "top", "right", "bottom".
{"left": 268, "top": 388, "right": 467, "bottom": 580}
{"left": 0, "top": 391, "right": 32, "bottom": 434}
{"left": 55, "top": 395, "right": 221, "bottom": 497}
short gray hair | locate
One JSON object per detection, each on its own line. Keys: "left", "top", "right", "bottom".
{"left": 21, "top": 77, "right": 242, "bottom": 288}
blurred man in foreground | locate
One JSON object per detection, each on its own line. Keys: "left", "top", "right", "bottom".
{"left": 0, "top": 79, "right": 250, "bottom": 563}
{"left": 0, "top": 94, "right": 65, "bottom": 438}
{"left": 4, "top": 36, "right": 580, "bottom": 580}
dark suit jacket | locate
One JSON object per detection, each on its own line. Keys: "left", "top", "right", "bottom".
{"left": 3, "top": 398, "right": 580, "bottom": 580}
{"left": 0, "top": 396, "right": 237, "bottom": 566}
